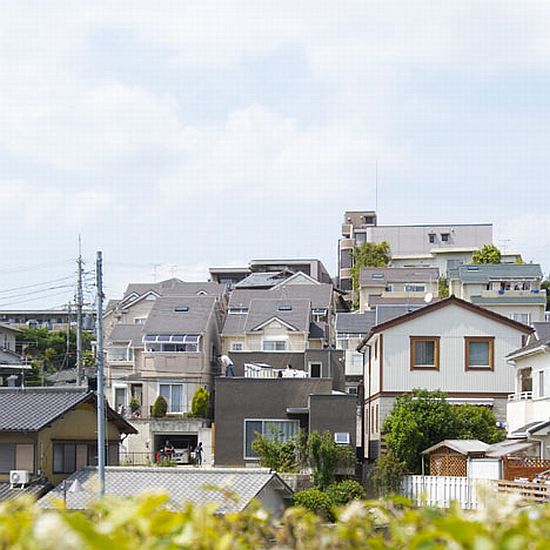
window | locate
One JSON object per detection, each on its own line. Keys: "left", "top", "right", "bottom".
{"left": 404, "top": 284, "right": 426, "bottom": 293}
{"left": 244, "top": 419, "right": 299, "bottom": 459}
{"left": 144, "top": 334, "right": 200, "bottom": 352}
{"left": 134, "top": 317, "right": 146, "bottom": 324}
{"left": 428, "top": 233, "right": 436, "bottom": 244}
{"left": 385, "top": 284, "right": 394, "bottom": 292}
{"left": 465, "top": 337, "right": 494, "bottom": 370}
{"left": 278, "top": 305, "right": 292, "bottom": 311}
{"left": 538, "top": 370, "right": 545, "bottom": 398}
{"left": 107, "top": 346, "right": 131, "bottom": 362}
{"left": 410, "top": 337, "right": 440, "bottom": 370}
{"left": 340, "top": 249, "right": 352, "bottom": 269}
{"left": 160, "top": 384, "right": 184, "bottom": 413}
{"left": 364, "top": 215, "right": 375, "bottom": 224}
{"left": 230, "top": 342, "right": 243, "bottom": 351}
{"left": 309, "top": 362, "right": 322, "bottom": 378}
{"left": 334, "top": 432, "right": 351, "bottom": 444}
{"left": 174, "top": 306, "right": 189, "bottom": 312}
{"left": 347, "top": 387, "right": 358, "bottom": 395}
{"left": 262, "top": 339, "right": 287, "bottom": 351}
{"left": 228, "top": 307, "right": 248, "bottom": 314}
{"left": 351, "top": 352, "right": 363, "bottom": 369}
{"left": 0, "top": 444, "right": 15, "bottom": 473}
{"left": 53, "top": 442, "right": 118, "bottom": 474}
{"left": 510, "top": 313, "right": 531, "bottom": 325}
{"left": 441, "top": 233, "right": 450, "bottom": 242}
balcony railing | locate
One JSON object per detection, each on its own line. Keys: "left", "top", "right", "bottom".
{"left": 508, "top": 391, "right": 533, "bottom": 401}
{"left": 244, "top": 363, "right": 309, "bottom": 379}
{"left": 481, "top": 290, "right": 541, "bottom": 298}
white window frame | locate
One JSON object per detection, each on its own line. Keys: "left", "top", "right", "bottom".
{"left": 230, "top": 342, "right": 244, "bottom": 351}
{"left": 308, "top": 361, "right": 322, "bottom": 378}
{"left": 107, "top": 344, "right": 132, "bottom": 362}
{"left": 334, "top": 432, "right": 351, "bottom": 445}
{"left": 261, "top": 336, "right": 288, "bottom": 352}
{"left": 157, "top": 382, "right": 189, "bottom": 414}
{"left": 112, "top": 383, "right": 128, "bottom": 408}
{"left": 404, "top": 284, "right": 426, "bottom": 293}
{"left": 243, "top": 419, "right": 300, "bottom": 460}
{"left": 134, "top": 317, "right": 147, "bottom": 325}
{"left": 510, "top": 312, "right": 531, "bottom": 325}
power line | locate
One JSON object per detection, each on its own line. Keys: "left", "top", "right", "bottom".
{"left": 0, "top": 290, "right": 74, "bottom": 308}
{"left": 0, "top": 275, "right": 74, "bottom": 294}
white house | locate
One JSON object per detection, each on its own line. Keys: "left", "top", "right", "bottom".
{"left": 357, "top": 295, "right": 533, "bottom": 460}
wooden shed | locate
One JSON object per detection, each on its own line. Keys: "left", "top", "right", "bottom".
{"left": 422, "top": 440, "right": 489, "bottom": 477}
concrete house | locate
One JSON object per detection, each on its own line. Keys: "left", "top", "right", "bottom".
{"left": 0, "top": 388, "right": 136, "bottom": 488}
{"left": 506, "top": 322, "right": 550, "bottom": 456}
{"left": 358, "top": 267, "right": 440, "bottom": 311}
{"left": 449, "top": 263, "right": 546, "bottom": 325}
{"left": 0, "top": 323, "right": 28, "bottom": 387}
{"left": 357, "top": 295, "right": 532, "bottom": 460}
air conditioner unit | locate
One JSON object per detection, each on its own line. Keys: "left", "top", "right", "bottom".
{"left": 10, "top": 470, "right": 30, "bottom": 487}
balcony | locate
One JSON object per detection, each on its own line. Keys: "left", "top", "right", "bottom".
{"left": 506, "top": 393, "right": 550, "bottom": 434}
{"left": 482, "top": 290, "right": 541, "bottom": 298}
{"left": 244, "top": 363, "right": 310, "bottom": 379}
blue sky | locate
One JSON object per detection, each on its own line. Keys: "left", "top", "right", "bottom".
{"left": 0, "top": 1, "right": 549, "bottom": 307}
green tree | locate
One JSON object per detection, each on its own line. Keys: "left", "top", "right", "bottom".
{"left": 191, "top": 387, "right": 209, "bottom": 418}
{"left": 351, "top": 241, "right": 391, "bottom": 308}
{"left": 453, "top": 404, "right": 505, "bottom": 444}
{"left": 369, "top": 451, "right": 408, "bottom": 496}
{"left": 438, "top": 276, "right": 449, "bottom": 298}
{"left": 307, "top": 431, "right": 354, "bottom": 490}
{"left": 471, "top": 244, "right": 502, "bottom": 264}
{"left": 542, "top": 275, "right": 550, "bottom": 310}
{"left": 251, "top": 428, "right": 298, "bottom": 473}
{"left": 151, "top": 395, "right": 168, "bottom": 418}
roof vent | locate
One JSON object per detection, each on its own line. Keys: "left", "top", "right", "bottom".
{"left": 371, "top": 273, "right": 384, "bottom": 279}
{"left": 174, "top": 306, "right": 189, "bottom": 312}
{"left": 278, "top": 305, "right": 293, "bottom": 311}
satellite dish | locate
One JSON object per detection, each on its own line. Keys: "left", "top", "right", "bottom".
{"left": 424, "top": 293, "right": 433, "bottom": 304}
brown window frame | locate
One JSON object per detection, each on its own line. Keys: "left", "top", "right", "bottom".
{"left": 410, "top": 336, "right": 440, "bottom": 370}
{"left": 464, "top": 337, "right": 494, "bottom": 371}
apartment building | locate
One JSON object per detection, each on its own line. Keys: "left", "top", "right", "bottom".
{"left": 338, "top": 210, "right": 494, "bottom": 294}
{"left": 449, "top": 264, "right": 546, "bottom": 325}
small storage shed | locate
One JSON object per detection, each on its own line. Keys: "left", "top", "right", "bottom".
{"left": 422, "top": 440, "right": 489, "bottom": 476}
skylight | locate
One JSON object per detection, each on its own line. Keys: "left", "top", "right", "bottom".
{"left": 278, "top": 304, "right": 293, "bottom": 311}
{"left": 174, "top": 306, "right": 189, "bottom": 312}
{"left": 371, "top": 273, "right": 384, "bottom": 279}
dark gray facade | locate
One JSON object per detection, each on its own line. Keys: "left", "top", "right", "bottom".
{"left": 214, "top": 377, "right": 355, "bottom": 466}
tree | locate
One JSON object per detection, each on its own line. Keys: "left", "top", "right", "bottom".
{"left": 542, "top": 275, "right": 550, "bottom": 311}
{"left": 307, "top": 431, "right": 354, "bottom": 490}
{"left": 438, "top": 276, "right": 449, "bottom": 298}
{"left": 471, "top": 245, "right": 502, "bottom": 264}
{"left": 383, "top": 389, "right": 504, "bottom": 474}
{"left": 252, "top": 428, "right": 298, "bottom": 473}
{"left": 369, "top": 451, "right": 408, "bottom": 496}
{"left": 351, "top": 241, "right": 391, "bottom": 307}
{"left": 151, "top": 395, "right": 168, "bottom": 418}
{"left": 191, "top": 387, "right": 209, "bottom": 418}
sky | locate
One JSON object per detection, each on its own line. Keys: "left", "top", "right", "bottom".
{"left": 0, "top": 1, "right": 549, "bottom": 308}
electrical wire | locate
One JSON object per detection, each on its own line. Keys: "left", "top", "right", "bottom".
{"left": 0, "top": 275, "right": 75, "bottom": 294}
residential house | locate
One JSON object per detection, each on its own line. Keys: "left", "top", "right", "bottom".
{"left": 41, "top": 467, "right": 294, "bottom": 516}
{"left": 357, "top": 295, "right": 532, "bottom": 460}
{"left": 0, "top": 323, "right": 27, "bottom": 387}
{"left": 449, "top": 263, "right": 546, "bottom": 325}
{"left": 0, "top": 388, "right": 136, "bottom": 488}
{"left": 0, "top": 308, "right": 95, "bottom": 331}
{"left": 104, "top": 279, "right": 227, "bottom": 464}
{"left": 506, "top": 322, "right": 550, "bottom": 456}
{"left": 358, "top": 267, "right": 440, "bottom": 311}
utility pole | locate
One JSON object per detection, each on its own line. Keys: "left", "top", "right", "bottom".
{"left": 76, "top": 236, "right": 84, "bottom": 386}
{"left": 95, "top": 250, "right": 105, "bottom": 498}
{"left": 64, "top": 302, "right": 71, "bottom": 370}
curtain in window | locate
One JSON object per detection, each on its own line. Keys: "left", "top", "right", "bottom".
{"left": 415, "top": 341, "right": 434, "bottom": 365}
{"left": 171, "top": 385, "right": 183, "bottom": 413}
{"left": 469, "top": 342, "right": 489, "bottom": 365}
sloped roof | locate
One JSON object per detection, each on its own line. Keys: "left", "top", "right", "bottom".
{"left": 374, "top": 305, "right": 424, "bottom": 324}
{"left": 143, "top": 295, "right": 216, "bottom": 335}
{"left": 358, "top": 295, "right": 533, "bottom": 350}
{"left": 485, "top": 439, "right": 540, "bottom": 457}
{"left": 244, "top": 299, "right": 310, "bottom": 332}
{"left": 221, "top": 313, "right": 248, "bottom": 336}
{"left": 108, "top": 324, "right": 144, "bottom": 346}
{"left": 39, "top": 467, "right": 293, "bottom": 513}
{"left": 229, "top": 284, "right": 332, "bottom": 310}
{"left": 336, "top": 312, "right": 376, "bottom": 334}
{"left": 0, "top": 481, "right": 51, "bottom": 503}
{"left": 0, "top": 388, "right": 136, "bottom": 434}
{"left": 506, "top": 333, "right": 550, "bottom": 360}
{"left": 308, "top": 321, "right": 326, "bottom": 339}
{"left": 533, "top": 322, "right": 550, "bottom": 340}
{"left": 360, "top": 267, "right": 439, "bottom": 287}
{"left": 471, "top": 295, "right": 546, "bottom": 305}
{"left": 454, "top": 263, "right": 543, "bottom": 283}
{"left": 422, "top": 439, "right": 489, "bottom": 456}
{"left": 234, "top": 271, "right": 292, "bottom": 289}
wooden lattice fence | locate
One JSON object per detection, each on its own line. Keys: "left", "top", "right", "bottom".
{"left": 502, "top": 456, "right": 550, "bottom": 481}
{"left": 430, "top": 453, "right": 467, "bottom": 477}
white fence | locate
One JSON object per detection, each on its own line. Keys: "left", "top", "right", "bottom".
{"left": 402, "top": 476, "right": 492, "bottom": 509}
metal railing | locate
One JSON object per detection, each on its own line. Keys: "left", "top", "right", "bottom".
{"left": 508, "top": 391, "right": 533, "bottom": 401}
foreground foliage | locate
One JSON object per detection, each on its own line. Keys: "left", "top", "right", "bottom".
{"left": 3, "top": 491, "right": 550, "bottom": 549}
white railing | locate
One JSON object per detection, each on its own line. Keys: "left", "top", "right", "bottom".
{"left": 401, "top": 476, "right": 491, "bottom": 509}
{"left": 244, "top": 363, "right": 309, "bottom": 379}
{"left": 508, "top": 391, "right": 533, "bottom": 401}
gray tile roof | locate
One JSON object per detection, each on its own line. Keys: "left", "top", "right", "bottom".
{"left": 0, "top": 481, "right": 51, "bottom": 503}
{"left": 308, "top": 321, "right": 326, "bottom": 339}
{"left": 507, "top": 332, "right": 550, "bottom": 358}
{"left": 121, "top": 279, "right": 226, "bottom": 305}
{"left": 360, "top": 267, "right": 439, "bottom": 287}
{"left": 244, "top": 299, "right": 311, "bottom": 332}
{"left": 374, "top": 305, "right": 424, "bottom": 324}
{"left": 534, "top": 322, "right": 550, "bottom": 340}
{"left": 336, "top": 312, "right": 376, "bottom": 334}
{"left": 229, "top": 284, "right": 333, "bottom": 310}
{"left": 143, "top": 295, "right": 216, "bottom": 335}
{"left": 234, "top": 271, "right": 291, "bottom": 289}
{"left": 454, "top": 263, "right": 543, "bottom": 283}
{"left": 108, "top": 324, "right": 144, "bottom": 346}
{"left": 40, "top": 467, "right": 293, "bottom": 513}
{"left": 221, "top": 313, "right": 248, "bottom": 336}
{"left": 368, "top": 295, "right": 433, "bottom": 306}
{"left": 0, "top": 388, "right": 91, "bottom": 431}
{"left": 0, "top": 348, "right": 24, "bottom": 365}
{"left": 0, "top": 388, "right": 136, "bottom": 433}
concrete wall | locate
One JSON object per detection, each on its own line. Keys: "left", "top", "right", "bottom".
{"left": 308, "top": 394, "right": 356, "bottom": 448}
{"left": 214, "top": 378, "right": 332, "bottom": 466}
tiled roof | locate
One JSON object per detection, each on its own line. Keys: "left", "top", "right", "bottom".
{"left": 422, "top": 439, "right": 489, "bottom": 456}
{"left": 244, "top": 299, "right": 310, "bottom": 332}
{"left": 108, "top": 324, "right": 144, "bottom": 346}
{"left": 360, "top": 267, "right": 439, "bottom": 287}
{"left": 39, "top": 467, "right": 293, "bottom": 513}
{"left": 534, "top": 322, "right": 550, "bottom": 340}
{"left": 374, "top": 305, "right": 424, "bottom": 324}
{"left": 454, "top": 263, "right": 543, "bottom": 283}
{"left": 229, "top": 284, "right": 332, "bottom": 310}
{"left": 221, "top": 313, "right": 248, "bottom": 336}
{"left": 0, "top": 388, "right": 136, "bottom": 434}
{"left": 234, "top": 271, "right": 291, "bottom": 289}
{"left": 0, "top": 481, "right": 52, "bottom": 503}
{"left": 335, "top": 312, "right": 376, "bottom": 334}
{"left": 143, "top": 295, "right": 216, "bottom": 335}
{"left": 308, "top": 321, "right": 326, "bottom": 339}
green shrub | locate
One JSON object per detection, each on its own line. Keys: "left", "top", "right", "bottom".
{"left": 251, "top": 428, "right": 298, "bottom": 473}
{"left": 129, "top": 398, "right": 140, "bottom": 413}
{"left": 307, "top": 431, "right": 354, "bottom": 490}
{"left": 325, "top": 479, "right": 366, "bottom": 506}
{"left": 151, "top": 395, "right": 168, "bottom": 418}
{"left": 292, "top": 488, "right": 334, "bottom": 521}
{"left": 369, "top": 451, "right": 408, "bottom": 496}
{"left": 191, "top": 387, "right": 209, "bottom": 418}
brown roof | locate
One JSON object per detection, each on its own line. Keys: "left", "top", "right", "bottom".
{"left": 357, "top": 295, "right": 533, "bottom": 350}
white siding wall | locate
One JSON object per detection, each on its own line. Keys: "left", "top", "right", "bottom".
{"left": 380, "top": 303, "right": 525, "bottom": 394}
{"left": 482, "top": 304, "right": 545, "bottom": 323}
